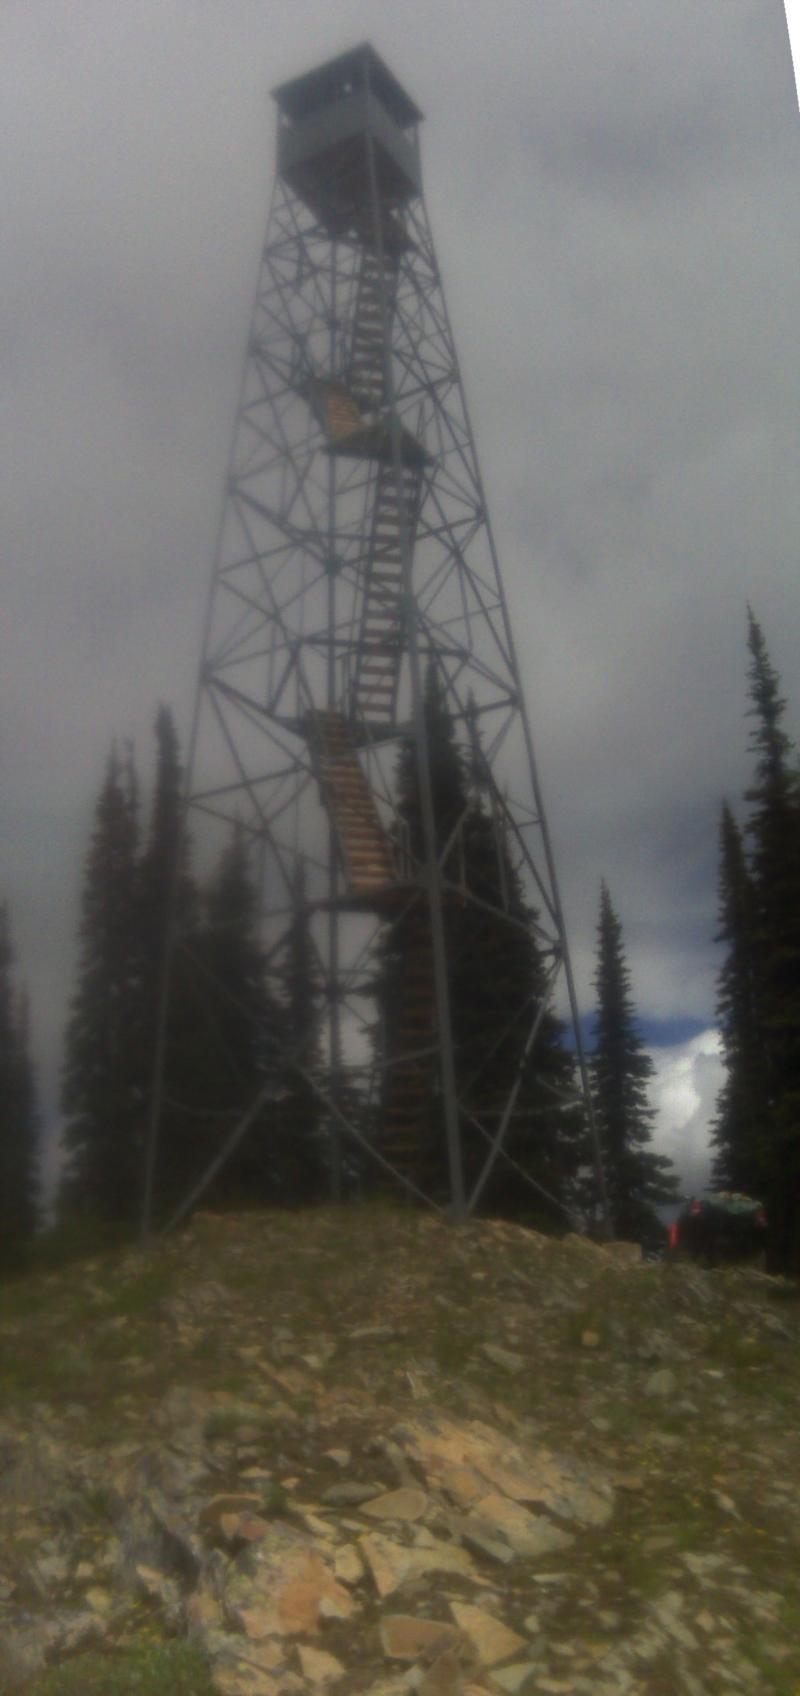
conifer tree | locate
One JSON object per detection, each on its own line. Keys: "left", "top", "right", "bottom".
{"left": 60, "top": 747, "right": 142, "bottom": 1224}
{"left": 379, "top": 664, "right": 581, "bottom": 1218}
{"left": 0, "top": 905, "right": 39, "bottom": 1271}
{"left": 140, "top": 707, "right": 190, "bottom": 977}
{"left": 742, "top": 610, "right": 800, "bottom": 1269}
{"left": 275, "top": 859, "right": 325, "bottom": 1201}
{"left": 169, "top": 825, "right": 287, "bottom": 1209}
{"left": 137, "top": 705, "right": 200, "bottom": 1217}
{"left": 376, "top": 663, "right": 467, "bottom": 1199}
{"left": 710, "top": 802, "right": 766, "bottom": 1191}
{"left": 591, "top": 882, "right": 678, "bottom": 1240}
{"left": 455, "top": 788, "right": 584, "bottom": 1219}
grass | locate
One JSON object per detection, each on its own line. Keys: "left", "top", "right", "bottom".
{"left": 27, "top": 1217, "right": 138, "bottom": 1275}
{"left": 563, "top": 1305, "right": 616, "bottom": 1350}
{"left": 0, "top": 1242, "right": 181, "bottom": 1416}
{"left": 733, "top": 1632, "right": 800, "bottom": 1696}
{"left": 15, "top": 1641, "right": 215, "bottom": 1696}
{"left": 0, "top": 1343, "right": 95, "bottom": 1404}
{"left": 53, "top": 1482, "right": 117, "bottom": 1531}
{"left": 100, "top": 1262, "right": 177, "bottom": 1321}
{"left": 202, "top": 1403, "right": 273, "bottom": 1441}
{"left": 705, "top": 1320, "right": 778, "bottom": 1372}
{"left": 2, "top": 1208, "right": 799, "bottom": 1696}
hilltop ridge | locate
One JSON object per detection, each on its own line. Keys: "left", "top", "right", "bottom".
{"left": 1, "top": 1207, "right": 799, "bottom": 1694}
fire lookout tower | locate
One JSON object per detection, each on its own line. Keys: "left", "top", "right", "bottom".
{"left": 144, "top": 45, "right": 605, "bottom": 1228}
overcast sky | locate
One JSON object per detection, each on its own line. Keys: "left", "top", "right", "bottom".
{"left": 3, "top": 0, "right": 798, "bottom": 1198}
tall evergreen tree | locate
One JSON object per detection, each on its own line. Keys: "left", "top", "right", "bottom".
{"left": 742, "top": 610, "right": 800, "bottom": 1269}
{"left": 140, "top": 707, "right": 190, "bottom": 980}
{"left": 60, "top": 747, "right": 142, "bottom": 1224}
{"left": 379, "top": 664, "right": 582, "bottom": 1218}
{"left": 710, "top": 802, "right": 766, "bottom": 1191}
{"left": 376, "top": 664, "right": 468, "bottom": 1199}
{"left": 591, "top": 882, "right": 678, "bottom": 1240}
{"left": 275, "top": 859, "right": 325, "bottom": 1201}
{"left": 163, "top": 825, "right": 287, "bottom": 1211}
{"left": 137, "top": 705, "right": 200, "bottom": 1219}
{"left": 455, "top": 787, "right": 584, "bottom": 1219}
{"left": 0, "top": 905, "right": 39, "bottom": 1271}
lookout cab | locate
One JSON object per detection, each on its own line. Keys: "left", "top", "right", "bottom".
{"left": 273, "top": 43, "right": 422, "bottom": 236}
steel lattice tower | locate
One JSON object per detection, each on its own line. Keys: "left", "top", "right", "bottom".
{"left": 144, "top": 45, "right": 606, "bottom": 1230}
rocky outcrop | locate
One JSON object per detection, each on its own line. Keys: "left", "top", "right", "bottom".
{"left": 1, "top": 1209, "right": 799, "bottom": 1693}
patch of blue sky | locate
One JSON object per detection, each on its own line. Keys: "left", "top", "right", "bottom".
{"left": 569, "top": 1013, "right": 711, "bottom": 1054}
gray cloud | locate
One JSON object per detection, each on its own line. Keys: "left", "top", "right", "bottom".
{"left": 651, "top": 1030, "right": 722, "bottom": 1197}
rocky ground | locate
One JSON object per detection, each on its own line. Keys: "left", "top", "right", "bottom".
{"left": 1, "top": 1206, "right": 799, "bottom": 1696}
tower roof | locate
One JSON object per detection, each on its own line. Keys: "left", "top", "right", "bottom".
{"left": 272, "top": 44, "right": 423, "bottom": 131}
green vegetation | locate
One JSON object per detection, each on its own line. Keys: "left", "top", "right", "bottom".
{"left": 202, "top": 1403, "right": 274, "bottom": 1442}
{"left": 100, "top": 1260, "right": 177, "bottom": 1319}
{"left": 59, "top": 742, "right": 143, "bottom": 1227}
{"left": 52, "top": 705, "right": 324, "bottom": 1243}
{"left": 377, "top": 664, "right": 583, "bottom": 1216}
{"left": 0, "top": 901, "right": 39, "bottom": 1271}
{"left": 590, "top": 881, "right": 678, "bottom": 1238}
{"left": 712, "top": 611, "right": 800, "bottom": 1273}
{"left": 19, "top": 1640, "right": 214, "bottom": 1696}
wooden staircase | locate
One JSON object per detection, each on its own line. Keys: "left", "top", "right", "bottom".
{"left": 353, "top": 459, "right": 420, "bottom": 727}
{"left": 301, "top": 236, "right": 437, "bottom": 1181}
{"left": 299, "top": 235, "right": 425, "bottom": 732}
{"left": 312, "top": 712, "right": 440, "bottom": 1185}
{"left": 346, "top": 241, "right": 422, "bottom": 729}
{"left": 313, "top": 711, "right": 394, "bottom": 898}
{"left": 348, "top": 243, "right": 398, "bottom": 412}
